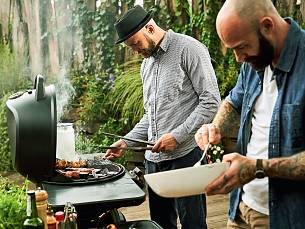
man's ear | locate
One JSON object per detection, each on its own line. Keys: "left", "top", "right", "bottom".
{"left": 259, "top": 17, "right": 274, "bottom": 36}
{"left": 145, "top": 24, "right": 154, "bottom": 34}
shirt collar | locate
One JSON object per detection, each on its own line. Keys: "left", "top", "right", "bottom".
{"left": 158, "top": 29, "right": 172, "bottom": 53}
{"left": 275, "top": 18, "right": 302, "bottom": 73}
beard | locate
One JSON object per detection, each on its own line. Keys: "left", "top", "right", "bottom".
{"left": 139, "top": 34, "right": 157, "bottom": 58}
{"left": 245, "top": 31, "right": 274, "bottom": 70}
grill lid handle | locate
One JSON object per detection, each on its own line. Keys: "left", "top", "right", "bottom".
{"left": 34, "top": 74, "right": 46, "bottom": 101}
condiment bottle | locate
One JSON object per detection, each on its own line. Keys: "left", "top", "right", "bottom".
{"left": 55, "top": 211, "right": 65, "bottom": 229}
{"left": 46, "top": 204, "right": 57, "bottom": 229}
{"left": 63, "top": 202, "right": 78, "bottom": 229}
{"left": 35, "top": 187, "right": 48, "bottom": 229}
{"left": 23, "top": 190, "right": 44, "bottom": 228}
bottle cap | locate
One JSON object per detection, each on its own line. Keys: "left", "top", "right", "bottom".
{"left": 35, "top": 187, "right": 48, "bottom": 202}
{"left": 47, "top": 204, "right": 54, "bottom": 214}
{"left": 55, "top": 211, "right": 65, "bottom": 221}
{"left": 26, "top": 190, "right": 36, "bottom": 195}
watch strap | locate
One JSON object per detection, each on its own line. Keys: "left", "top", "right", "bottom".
{"left": 255, "top": 159, "right": 266, "bottom": 179}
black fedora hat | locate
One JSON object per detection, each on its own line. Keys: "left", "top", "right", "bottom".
{"left": 115, "top": 5, "right": 154, "bottom": 44}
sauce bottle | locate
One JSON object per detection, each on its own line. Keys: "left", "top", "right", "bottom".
{"left": 23, "top": 190, "right": 44, "bottom": 228}
{"left": 63, "top": 202, "right": 78, "bottom": 229}
{"left": 46, "top": 204, "right": 57, "bottom": 229}
{"left": 55, "top": 211, "right": 64, "bottom": 229}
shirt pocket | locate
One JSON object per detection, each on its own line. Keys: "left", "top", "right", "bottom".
{"left": 158, "top": 72, "right": 181, "bottom": 104}
{"left": 281, "top": 104, "right": 304, "bottom": 150}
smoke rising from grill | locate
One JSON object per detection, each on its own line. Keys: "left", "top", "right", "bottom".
{"left": 55, "top": 67, "right": 75, "bottom": 122}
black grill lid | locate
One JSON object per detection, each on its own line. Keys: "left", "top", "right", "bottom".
{"left": 6, "top": 75, "right": 57, "bottom": 182}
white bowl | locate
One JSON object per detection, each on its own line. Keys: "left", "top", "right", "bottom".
{"left": 144, "top": 162, "right": 229, "bottom": 198}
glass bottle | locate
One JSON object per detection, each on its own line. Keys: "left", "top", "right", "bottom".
{"left": 46, "top": 204, "right": 57, "bottom": 229}
{"left": 63, "top": 202, "right": 78, "bottom": 229}
{"left": 23, "top": 190, "right": 44, "bottom": 229}
{"left": 55, "top": 211, "right": 65, "bottom": 229}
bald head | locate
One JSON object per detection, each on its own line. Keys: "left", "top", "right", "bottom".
{"left": 216, "top": 0, "right": 289, "bottom": 68}
{"left": 217, "top": 0, "right": 278, "bottom": 29}
{"left": 216, "top": 0, "right": 280, "bottom": 42}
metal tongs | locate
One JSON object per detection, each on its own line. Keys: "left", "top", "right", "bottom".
{"left": 101, "top": 132, "right": 155, "bottom": 145}
{"left": 100, "top": 132, "right": 155, "bottom": 151}
{"left": 99, "top": 146, "right": 153, "bottom": 151}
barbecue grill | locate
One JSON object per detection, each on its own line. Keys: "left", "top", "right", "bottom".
{"left": 6, "top": 75, "right": 162, "bottom": 228}
{"left": 6, "top": 75, "right": 125, "bottom": 184}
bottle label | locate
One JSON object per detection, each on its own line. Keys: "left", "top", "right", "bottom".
{"left": 47, "top": 223, "right": 56, "bottom": 229}
{"left": 26, "top": 194, "right": 32, "bottom": 216}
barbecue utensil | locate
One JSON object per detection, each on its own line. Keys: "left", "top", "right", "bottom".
{"left": 99, "top": 146, "right": 153, "bottom": 151}
{"left": 193, "top": 142, "right": 210, "bottom": 167}
{"left": 101, "top": 132, "right": 155, "bottom": 146}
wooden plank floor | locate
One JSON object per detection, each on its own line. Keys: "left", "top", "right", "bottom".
{"left": 120, "top": 193, "right": 229, "bottom": 229}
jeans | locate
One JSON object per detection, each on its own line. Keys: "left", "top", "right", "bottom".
{"left": 145, "top": 147, "right": 207, "bottom": 229}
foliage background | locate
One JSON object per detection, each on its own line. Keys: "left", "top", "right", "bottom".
{"left": 0, "top": 0, "right": 305, "bottom": 171}
{"left": 0, "top": 42, "right": 31, "bottom": 172}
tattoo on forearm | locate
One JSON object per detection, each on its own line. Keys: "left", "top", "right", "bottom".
{"left": 265, "top": 152, "right": 305, "bottom": 180}
{"left": 238, "top": 160, "right": 255, "bottom": 184}
{"left": 212, "top": 100, "right": 240, "bottom": 138}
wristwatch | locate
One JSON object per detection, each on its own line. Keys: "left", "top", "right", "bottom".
{"left": 255, "top": 159, "right": 266, "bottom": 179}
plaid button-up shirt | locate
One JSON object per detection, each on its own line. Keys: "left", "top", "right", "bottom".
{"left": 125, "top": 30, "right": 220, "bottom": 162}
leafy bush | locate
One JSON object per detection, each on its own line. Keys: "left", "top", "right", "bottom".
{"left": 0, "top": 40, "right": 31, "bottom": 172}
{"left": 70, "top": 71, "right": 113, "bottom": 126}
{"left": 216, "top": 50, "right": 240, "bottom": 97}
{"left": 0, "top": 41, "right": 30, "bottom": 97}
{"left": 0, "top": 177, "right": 29, "bottom": 228}
{"left": 110, "top": 59, "right": 144, "bottom": 129}
{"left": 76, "top": 118, "right": 131, "bottom": 167}
{"left": 0, "top": 94, "right": 13, "bottom": 172}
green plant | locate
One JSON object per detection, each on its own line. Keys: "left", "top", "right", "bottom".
{"left": 0, "top": 177, "right": 29, "bottom": 228}
{"left": 216, "top": 50, "right": 240, "bottom": 97}
{"left": 0, "top": 94, "right": 13, "bottom": 172}
{"left": 207, "top": 144, "right": 225, "bottom": 163}
{"left": 73, "top": 0, "right": 118, "bottom": 75}
{"left": 76, "top": 118, "right": 131, "bottom": 167}
{"left": 0, "top": 40, "right": 32, "bottom": 172}
{"left": 0, "top": 41, "right": 31, "bottom": 98}
{"left": 70, "top": 71, "right": 113, "bottom": 126}
{"left": 110, "top": 59, "right": 144, "bottom": 129}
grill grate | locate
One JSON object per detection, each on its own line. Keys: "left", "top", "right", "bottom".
{"left": 43, "top": 159, "right": 125, "bottom": 185}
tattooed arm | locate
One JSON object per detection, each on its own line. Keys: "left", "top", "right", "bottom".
{"left": 205, "top": 152, "right": 305, "bottom": 195}
{"left": 264, "top": 152, "right": 305, "bottom": 180}
{"left": 212, "top": 100, "right": 240, "bottom": 138}
{"left": 195, "top": 100, "right": 240, "bottom": 149}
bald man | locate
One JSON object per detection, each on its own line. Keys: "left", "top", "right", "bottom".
{"left": 195, "top": 0, "right": 305, "bottom": 228}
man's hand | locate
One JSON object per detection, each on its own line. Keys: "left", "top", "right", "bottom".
{"left": 205, "top": 153, "right": 256, "bottom": 195}
{"left": 103, "top": 139, "right": 127, "bottom": 160}
{"left": 195, "top": 123, "right": 221, "bottom": 150}
{"left": 152, "top": 133, "right": 177, "bottom": 152}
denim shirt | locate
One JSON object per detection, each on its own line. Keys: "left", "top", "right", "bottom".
{"left": 226, "top": 18, "right": 305, "bottom": 229}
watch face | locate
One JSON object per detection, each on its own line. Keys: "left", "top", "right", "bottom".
{"left": 255, "top": 170, "right": 265, "bottom": 179}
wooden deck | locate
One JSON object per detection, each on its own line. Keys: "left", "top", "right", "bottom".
{"left": 120, "top": 193, "right": 229, "bottom": 228}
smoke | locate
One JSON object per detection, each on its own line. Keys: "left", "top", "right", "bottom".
{"left": 55, "top": 66, "right": 75, "bottom": 122}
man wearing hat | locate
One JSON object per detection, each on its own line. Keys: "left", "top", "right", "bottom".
{"left": 104, "top": 5, "right": 220, "bottom": 229}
